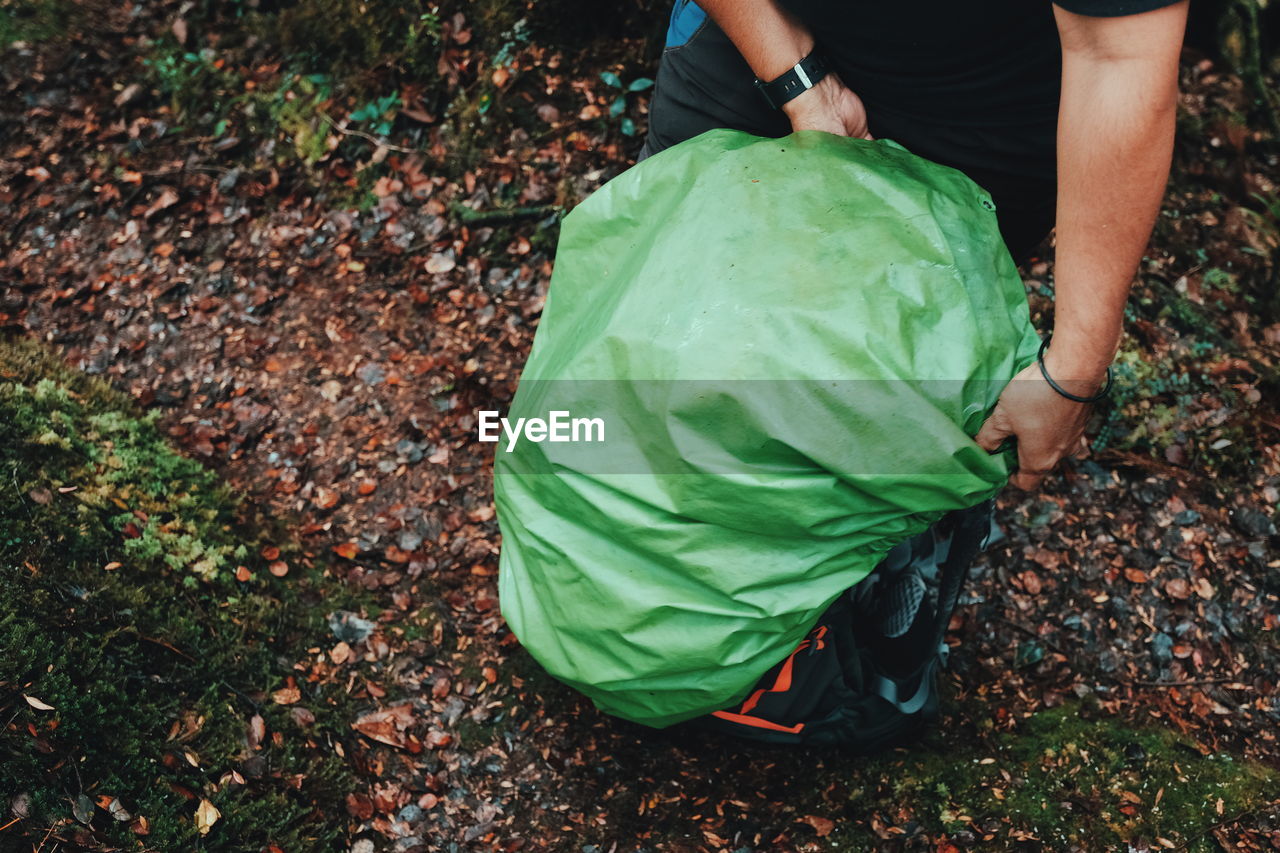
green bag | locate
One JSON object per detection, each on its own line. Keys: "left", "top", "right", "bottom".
{"left": 494, "top": 129, "right": 1039, "bottom": 728}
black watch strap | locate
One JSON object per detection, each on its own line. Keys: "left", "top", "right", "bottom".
{"left": 754, "top": 49, "right": 831, "bottom": 111}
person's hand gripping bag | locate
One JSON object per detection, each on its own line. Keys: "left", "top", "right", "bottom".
{"left": 493, "top": 129, "right": 1039, "bottom": 728}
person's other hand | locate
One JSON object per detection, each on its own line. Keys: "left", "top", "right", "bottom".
{"left": 974, "top": 359, "right": 1101, "bottom": 490}
{"left": 781, "top": 74, "right": 873, "bottom": 140}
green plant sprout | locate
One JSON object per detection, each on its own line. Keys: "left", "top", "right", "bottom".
{"left": 599, "top": 70, "right": 653, "bottom": 137}
{"left": 349, "top": 91, "right": 401, "bottom": 137}
{"left": 409, "top": 10, "right": 442, "bottom": 47}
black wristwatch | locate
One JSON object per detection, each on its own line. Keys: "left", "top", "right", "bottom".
{"left": 754, "top": 48, "right": 831, "bottom": 111}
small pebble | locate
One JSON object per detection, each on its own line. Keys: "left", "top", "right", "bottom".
{"left": 1232, "top": 506, "right": 1275, "bottom": 539}
{"left": 397, "top": 804, "right": 424, "bottom": 824}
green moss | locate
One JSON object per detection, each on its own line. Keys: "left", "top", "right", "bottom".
{"left": 0, "top": 0, "right": 70, "bottom": 44}
{"left": 853, "top": 702, "right": 1279, "bottom": 850}
{"left": 0, "top": 334, "right": 360, "bottom": 850}
{"left": 1094, "top": 329, "right": 1262, "bottom": 480}
{"left": 267, "top": 0, "right": 446, "bottom": 94}
{"left": 114, "top": 0, "right": 657, "bottom": 180}
{"left": 451, "top": 715, "right": 492, "bottom": 752}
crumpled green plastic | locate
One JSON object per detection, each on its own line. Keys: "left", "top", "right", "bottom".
{"left": 494, "top": 129, "right": 1040, "bottom": 728}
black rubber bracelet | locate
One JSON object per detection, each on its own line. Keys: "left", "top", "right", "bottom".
{"left": 1037, "top": 336, "right": 1113, "bottom": 404}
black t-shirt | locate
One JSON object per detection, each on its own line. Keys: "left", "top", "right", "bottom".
{"left": 778, "top": 0, "right": 1182, "bottom": 128}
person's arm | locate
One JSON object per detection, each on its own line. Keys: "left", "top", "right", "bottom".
{"left": 1050, "top": 1, "right": 1187, "bottom": 378}
{"left": 695, "top": 0, "right": 873, "bottom": 138}
{"left": 976, "top": 0, "right": 1188, "bottom": 489}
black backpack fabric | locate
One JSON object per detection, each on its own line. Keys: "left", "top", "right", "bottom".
{"left": 689, "top": 499, "right": 996, "bottom": 752}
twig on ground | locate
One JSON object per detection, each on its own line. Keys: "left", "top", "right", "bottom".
{"left": 139, "top": 634, "right": 195, "bottom": 661}
{"left": 1130, "top": 677, "right": 1240, "bottom": 687}
{"left": 320, "top": 112, "right": 415, "bottom": 154}
{"left": 220, "top": 679, "right": 263, "bottom": 711}
{"left": 996, "top": 616, "right": 1074, "bottom": 660}
{"left": 449, "top": 202, "right": 560, "bottom": 227}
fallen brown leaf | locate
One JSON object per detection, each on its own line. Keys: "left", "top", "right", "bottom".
{"left": 24, "top": 695, "right": 54, "bottom": 711}
{"left": 799, "top": 815, "right": 835, "bottom": 837}
{"left": 194, "top": 799, "right": 220, "bottom": 835}
{"left": 352, "top": 703, "right": 416, "bottom": 749}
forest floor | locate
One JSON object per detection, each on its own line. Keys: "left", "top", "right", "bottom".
{"left": 4, "top": 1, "right": 1280, "bottom": 850}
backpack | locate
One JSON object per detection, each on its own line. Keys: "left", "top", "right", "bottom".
{"left": 688, "top": 499, "right": 996, "bottom": 751}
{"left": 494, "top": 130, "right": 1038, "bottom": 728}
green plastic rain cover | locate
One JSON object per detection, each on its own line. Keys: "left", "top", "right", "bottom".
{"left": 494, "top": 130, "right": 1039, "bottom": 728}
